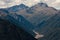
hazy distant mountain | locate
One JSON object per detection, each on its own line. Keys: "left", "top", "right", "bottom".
{"left": 15, "top": 3, "right": 58, "bottom": 26}
{"left": 12, "top": 3, "right": 60, "bottom": 40}
{"left": 0, "top": 3, "right": 60, "bottom": 40}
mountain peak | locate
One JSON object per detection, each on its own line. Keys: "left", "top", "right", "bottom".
{"left": 37, "top": 3, "right": 48, "bottom": 7}
{"left": 31, "top": 3, "right": 48, "bottom": 8}
{"left": 18, "top": 4, "right": 28, "bottom": 8}
{"left": 7, "top": 4, "right": 29, "bottom": 12}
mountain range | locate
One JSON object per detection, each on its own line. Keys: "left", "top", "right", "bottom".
{"left": 0, "top": 3, "right": 60, "bottom": 40}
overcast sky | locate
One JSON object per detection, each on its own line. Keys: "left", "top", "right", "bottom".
{"left": 0, "top": 0, "right": 60, "bottom": 10}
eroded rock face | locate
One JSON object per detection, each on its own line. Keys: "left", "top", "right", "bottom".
{"left": 0, "top": 19, "right": 37, "bottom": 40}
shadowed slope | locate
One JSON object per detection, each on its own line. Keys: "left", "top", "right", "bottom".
{"left": 0, "top": 18, "right": 37, "bottom": 40}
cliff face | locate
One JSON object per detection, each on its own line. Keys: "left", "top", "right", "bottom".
{"left": 0, "top": 19, "right": 37, "bottom": 40}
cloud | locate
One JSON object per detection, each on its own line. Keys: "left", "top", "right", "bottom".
{"left": 0, "top": 0, "right": 22, "bottom": 8}
{"left": 0, "top": 0, "right": 60, "bottom": 9}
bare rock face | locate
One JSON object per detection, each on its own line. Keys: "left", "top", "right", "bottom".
{"left": 0, "top": 19, "right": 37, "bottom": 40}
